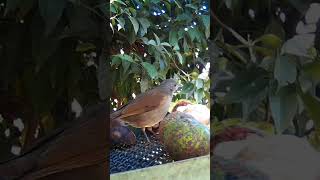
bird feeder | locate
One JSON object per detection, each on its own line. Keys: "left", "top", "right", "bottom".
{"left": 110, "top": 132, "right": 210, "bottom": 180}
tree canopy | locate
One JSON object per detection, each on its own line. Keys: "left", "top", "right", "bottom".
{"left": 110, "top": 0, "right": 210, "bottom": 107}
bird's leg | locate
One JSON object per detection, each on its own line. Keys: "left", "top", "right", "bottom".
{"left": 142, "top": 127, "right": 151, "bottom": 143}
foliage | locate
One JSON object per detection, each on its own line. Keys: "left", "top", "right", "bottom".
{"left": 212, "top": 0, "right": 320, "bottom": 142}
{"left": 110, "top": 0, "right": 210, "bottom": 107}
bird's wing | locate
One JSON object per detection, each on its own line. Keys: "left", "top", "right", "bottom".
{"left": 118, "top": 90, "right": 169, "bottom": 118}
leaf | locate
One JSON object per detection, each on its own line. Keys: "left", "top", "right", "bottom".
{"left": 176, "top": 51, "right": 184, "bottom": 64}
{"left": 141, "top": 62, "right": 158, "bottom": 79}
{"left": 194, "top": 88, "right": 204, "bottom": 103}
{"left": 195, "top": 79, "right": 204, "bottom": 89}
{"left": 282, "top": 34, "right": 315, "bottom": 57}
{"left": 140, "top": 37, "right": 148, "bottom": 44}
{"left": 302, "top": 62, "right": 320, "bottom": 83}
{"left": 185, "top": 4, "right": 197, "bottom": 10}
{"left": 181, "top": 82, "right": 194, "bottom": 94}
{"left": 183, "top": 37, "right": 189, "bottom": 52}
{"left": 188, "top": 28, "right": 200, "bottom": 41}
{"left": 137, "top": 18, "right": 150, "bottom": 34}
{"left": 129, "top": 16, "right": 139, "bottom": 34}
{"left": 298, "top": 86, "right": 320, "bottom": 128}
{"left": 274, "top": 55, "right": 297, "bottom": 88}
{"left": 201, "top": 15, "right": 210, "bottom": 27}
{"left": 154, "top": 33, "right": 161, "bottom": 45}
{"left": 116, "top": 17, "right": 125, "bottom": 30}
{"left": 201, "top": 15, "right": 210, "bottom": 38}
{"left": 176, "top": 13, "right": 190, "bottom": 21}
{"left": 161, "top": 42, "right": 171, "bottom": 47}
{"left": 111, "top": 56, "right": 121, "bottom": 66}
{"left": 256, "top": 34, "right": 283, "bottom": 49}
{"left": 122, "top": 60, "right": 131, "bottom": 74}
{"left": 39, "top": 0, "right": 66, "bottom": 35}
{"left": 147, "top": 40, "right": 157, "bottom": 46}
{"left": 113, "top": 54, "right": 135, "bottom": 63}
{"left": 169, "top": 31, "right": 178, "bottom": 47}
{"left": 269, "top": 86, "right": 298, "bottom": 134}
{"left": 113, "top": 0, "right": 127, "bottom": 6}
{"left": 242, "top": 86, "right": 269, "bottom": 120}
{"left": 223, "top": 68, "right": 269, "bottom": 103}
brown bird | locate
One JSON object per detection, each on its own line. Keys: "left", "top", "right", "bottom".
{"left": 110, "top": 79, "right": 179, "bottom": 142}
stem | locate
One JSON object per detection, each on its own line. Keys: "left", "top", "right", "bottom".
{"left": 210, "top": 10, "right": 249, "bottom": 45}
{"left": 172, "top": 59, "right": 189, "bottom": 81}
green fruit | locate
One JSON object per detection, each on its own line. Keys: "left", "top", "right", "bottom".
{"left": 159, "top": 112, "right": 210, "bottom": 160}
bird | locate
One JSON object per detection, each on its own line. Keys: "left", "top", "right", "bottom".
{"left": 110, "top": 79, "right": 179, "bottom": 142}
{"left": 0, "top": 103, "right": 108, "bottom": 180}
{"left": 110, "top": 118, "right": 137, "bottom": 146}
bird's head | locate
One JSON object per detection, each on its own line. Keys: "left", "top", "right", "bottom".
{"left": 159, "top": 79, "right": 180, "bottom": 93}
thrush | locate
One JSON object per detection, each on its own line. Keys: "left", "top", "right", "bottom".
{"left": 110, "top": 79, "right": 179, "bottom": 142}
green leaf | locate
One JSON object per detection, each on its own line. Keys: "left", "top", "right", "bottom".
{"left": 274, "top": 55, "right": 297, "bottom": 88}
{"left": 242, "top": 86, "right": 269, "bottom": 120}
{"left": 113, "top": 54, "right": 135, "bottom": 63}
{"left": 116, "top": 17, "right": 125, "bottom": 30}
{"left": 269, "top": 86, "right": 298, "bottom": 134}
{"left": 181, "top": 82, "right": 194, "bottom": 94}
{"left": 223, "top": 68, "right": 269, "bottom": 103}
{"left": 176, "top": 51, "right": 184, "bottom": 64}
{"left": 194, "top": 88, "right": 204, "bottom": 103}
{"left": 141, "top": 62, "right": 158, "bottom": 79}
{"left": 298, "top": 86, "right": 320, "bottom": 128}
{"left": 140, "top": 37, "right": 149, "bottom": 44}
{"left": 113, "top": 0, "right": 127, "bottom": 6}
{"left": 195, "top": 79, "right": 204, "bottom": 89}
{"left": 201, "top": 15, "right": 210, "bottom": 38}
{"left": 39, "top": 0, "right": 66, "bottom": 35}
{"left": 128, "top": 28, "right": 136, "bottom": 44}
{"left": 148, "top": 40, "right": 157, "bottom": 46}
{"left": 302, "top": 62, "right": 320, "bottom": 83}
{"left": 183, "top": 37, "right": 189, "bottom": 52}
{"left": 176, "top": 13, "right": 190, "bottom": 21}
{"left": 185, "top": 4, "right": 197, "bottom": 10}
{"left": 256, "top": 34, "right": 282, "bottom": 49}
{"left": 169, "top": 31, "right": 178, "bottom": 47}
{"left": 188, "top": 28, "right": 200, "bottom": 41}
{"left": 122, "top": 60, "right": 131, "bottom": 74}
{"left": 138, "top": 18, "right": 150, "bottom": 34}
{"left": 161, "top": 42, "right": 171, "bottom": 47}
{"left": 129, "top": 16, "right": 139, "bottom": 34}
{"left": 154, "top": 33, "right": 161, "bottom": 45}
{"left": 111, "top": 56, "right": 121, "bottom": 66}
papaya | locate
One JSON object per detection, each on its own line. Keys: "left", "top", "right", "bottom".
{"left": 158, "top": 112, "right": 210, "bottom": 160}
